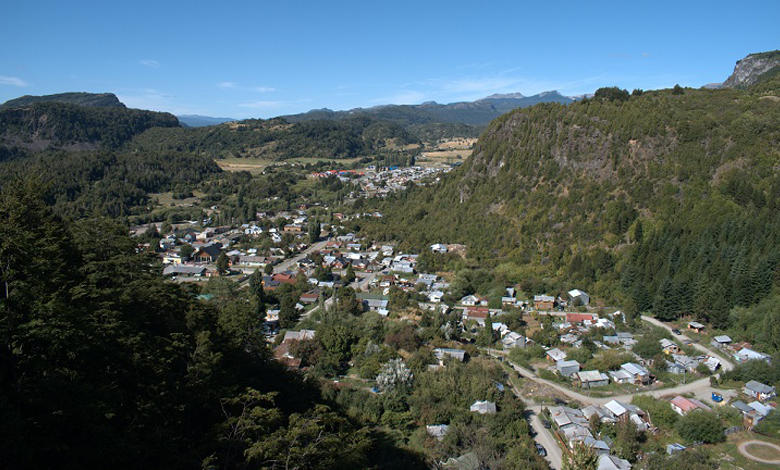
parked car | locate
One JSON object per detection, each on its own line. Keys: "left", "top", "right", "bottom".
{"left": 535, "top": 443, "right": 547, "bottom": 456}
{"left": 672, "top": 328, "right": 681, "bottom": 335}
{"left": 541, "top": 420, "right": 552, "bottom": 429}
{"left": 553, "top": 398, "right": 567, "bottom": 406}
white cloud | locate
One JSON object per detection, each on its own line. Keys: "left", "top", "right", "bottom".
{"left": 218, "top": 82, "right": 275, "bottom": 93}
{"left": 238, "top": 100, "right": 288, "bottom": 109}
{"left": 372, "top": 90, "right": 426, "bottom": 105}
{"left": 0, "top": 75, "right": 29, "bottom": 87}
{"left": 139, "top": 59, "right": 161, "bottom": 68}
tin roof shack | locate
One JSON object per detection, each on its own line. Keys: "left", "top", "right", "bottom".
{"left": 744, "top": 381, "right": 777, "bottom": 402}
{"left": 670, "top": 395, "right": 712, "bottom": 416}
{"left": 574, "top": 370, "right": 610, "bottom": 389}
{"left": 470, "top": 400, "right": 497, "bottom": 415}
{"left": 711, "top": 335, "right": 732, "bottom": 349}
{"left": 557, "top": 360, "right": 581, "bottom": 378}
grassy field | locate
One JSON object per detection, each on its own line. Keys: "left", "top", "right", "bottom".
{"left": 149, "top": 190, "right": 207, "bottom": 206}
{"left": 714, "top": 431, "right": 780, "bottom": 469}
{"left": 216, "top": 156, "right": 365, "bottom": 173}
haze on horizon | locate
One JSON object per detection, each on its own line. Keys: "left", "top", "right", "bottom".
{"left": 2, "top": 0, "right": 778, "bottom": 119}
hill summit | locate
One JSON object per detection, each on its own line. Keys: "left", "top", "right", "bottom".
{"left": 0, "top": 92, "right": 126, "bottom": 111}
{"left": 723, "top": 50, "right": 780, "bottom": 88}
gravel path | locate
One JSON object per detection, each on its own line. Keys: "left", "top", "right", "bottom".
{"left": 737, "top": 440, "right": 780, "bottom": 464}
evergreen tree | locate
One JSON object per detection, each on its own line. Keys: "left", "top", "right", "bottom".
{"left": 217, "top": 251, "right": 230, "bottom": 275}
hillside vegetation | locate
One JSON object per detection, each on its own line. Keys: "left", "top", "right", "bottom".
{"left": 128, "top": 115, "right": 419, "bottom": 161}
{"left": 0, "top": 101, "right": 179, "bottom": 153}
{"left": 365, "top": 77, "right": 780, "bottom": 325}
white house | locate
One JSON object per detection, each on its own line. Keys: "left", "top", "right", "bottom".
{"left": 430, "top": 243, "right": 448, "bottom": 254}
{"left": 470, "top": 400, "right": 497, "bottom": 414}
{"left": 745, "top": 381, "right": 777, "bottom": 401}
{"left": 568, "top": 289, "right": 590, "bottom": 306}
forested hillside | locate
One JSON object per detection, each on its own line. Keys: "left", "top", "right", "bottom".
{"left": 128, "top": 115, "right": 419, "bottom": 160}
{"left": 365, "top": 76, "right": 780, "bottom": 328}
{"left": 0, "top": 101, "right": 179, "bottom": 152}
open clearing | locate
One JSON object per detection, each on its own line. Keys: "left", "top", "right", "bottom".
{"left": 216, "top": 157, "right": 364, "bottom": 174}
{"left": 739, "top": 440, "right": 780, "bottom": 464}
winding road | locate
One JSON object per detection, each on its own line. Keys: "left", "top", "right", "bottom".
{"left": 493, "top": 315, "right": 741, "bottom": 467}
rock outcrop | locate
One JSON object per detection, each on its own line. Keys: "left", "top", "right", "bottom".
{"left": 723, "top": 50, "right": 780, "bottom": 89}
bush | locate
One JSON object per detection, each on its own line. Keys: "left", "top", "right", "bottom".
{"left": 676, "top": 411, "right": 725, "bottom": 444}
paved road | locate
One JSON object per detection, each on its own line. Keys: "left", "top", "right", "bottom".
{"left": 527, "top": 405, "right": 563, "bottom": 470}
{"left": 274, "top": 240, "right": 330, "bottom": 274}
{"left": 641, "top": 315, "right": 734, "bottom": 372}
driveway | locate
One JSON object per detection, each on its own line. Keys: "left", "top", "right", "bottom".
{"left": 527, "top": 405, "right": 563, "bottom": 470}
{"left": 641, "top": 315, "right": 734, "bottom": 372}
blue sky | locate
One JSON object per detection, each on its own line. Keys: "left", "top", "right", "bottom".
{"left": 2, "top": 0, "right": 778, "bottom": 119}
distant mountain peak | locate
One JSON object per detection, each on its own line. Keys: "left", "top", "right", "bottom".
{"left": 538, "top": 90, "right": 562, "bottom": 97}
{"left": 482, "top": 92, "right": 525, "bottom": 100}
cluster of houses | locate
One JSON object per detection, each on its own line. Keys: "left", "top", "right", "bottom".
{"left": 549, "top": 400, "right": 648, "bottom": 469}
{"left": 353, "top": 166, "right": 451, "bottom": 198}
{"left": 707, "top": 334, "right": 773, "bottom": 364}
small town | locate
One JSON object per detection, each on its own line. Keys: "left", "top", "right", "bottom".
{"left": 140, "top": 204, "right": 780, "bottom": 469}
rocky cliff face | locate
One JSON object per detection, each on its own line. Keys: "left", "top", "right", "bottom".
{"left": 723, "top": 50, "right": 780, "bottom": 88}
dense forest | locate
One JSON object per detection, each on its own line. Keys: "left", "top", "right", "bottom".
{"left": 0, "top": 182, "right": 429, "bottom": 469}
{"left": 362, "top": 74, "right": 780, "bottom": 331}
{"left": 0, "top": 101, "right": 180, "bottom": 152}
{"left": 128, "top": 115, "right": 419, "bottom": 161}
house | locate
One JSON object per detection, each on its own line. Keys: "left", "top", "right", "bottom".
{"left": 192, "top": 242, "right": 223, "bottom": 262}
{"left": 603, "top": 400, "right": 649, "bottom": 430}
{"left": 549, "top": 406, "right": 589, "bottom": 430}
{"left": 671, "top": 354, "right": 700, "bottom": 372}
{"left": 534, "top": 295, "right": 555, "bottom": 310}
{"left": 620, "top": 363, "right": 651, "bottom": 385}
{"left": 426, "top": 424, "right": 450, "bottom": 441}
{"left": 609, "top": 369, "right": 634, "bottom": 384}
{"left": 300, "top": 290, "right": 320, "bottom": 304}
{"left": 687, "top": 321, "right": 705, "bottom": 333}
{"left": 660, "top": 338, "right": 681, "bottom": 355}
{"left": 283, "top": 330, "right": 316, "bottom": 342}
{"left": 732, "top": 400, "right": 771, "bottom": 427}
{"left": 566, "top": 313, "right": 597, "bottom": 324}
{"left": 547, "top": 348, "right": 567, "bottom": 363}
{"left": 560, "top": 333, "right": 580, "bottom": 345}
{"left": 744, "top": 380, "right": 777, "bottom": 401}
{"left": 666, "top": 362, "right": 687, "bottom": 375}
{"left": 598, "top": 454, "right": 632, "bottom": 470}
{"left": 470, "top": 400, "right": 497, "bottom": 414}
{"left": 670, "top": 395, "right": 712, "bottom": 416}
{"left": 502, "top": 332, "right": 526, "bottom": 349}
{"left": 463, "top": 307, "right": 490, "bottom": 326}
{"left": 430, "top": 243, "right": 448, "bottom": 253}
{"left": 461, "top": 295, "right": 487, "bottom": 306}
{"left": 568, "top": 289, "right": 590, "bottom": 306}
{"left": 735, "top": 347, "right": 772, "bottom": 364}
{"left": 434, "top": 348, "right": 466, "bottom": 363}
{"left": 582, "top": 405, "right": 617, "bottom": 424}
{"left": 711, "top": 335, "right": 732, "bottom": 349}
{"left": 163, "top": 265, "right": 206, "bottom": 277}
{"left": 575, "top": 370, "right": 610, "bottom": 388}
{"left": 617, "top": 332, "right": 636, "bottom": 345}
{"left": 557, "top": 360, "right": 581, "bottom": 378}
{"left": 666, "top": 443, "right": 686, "bottom": 455}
